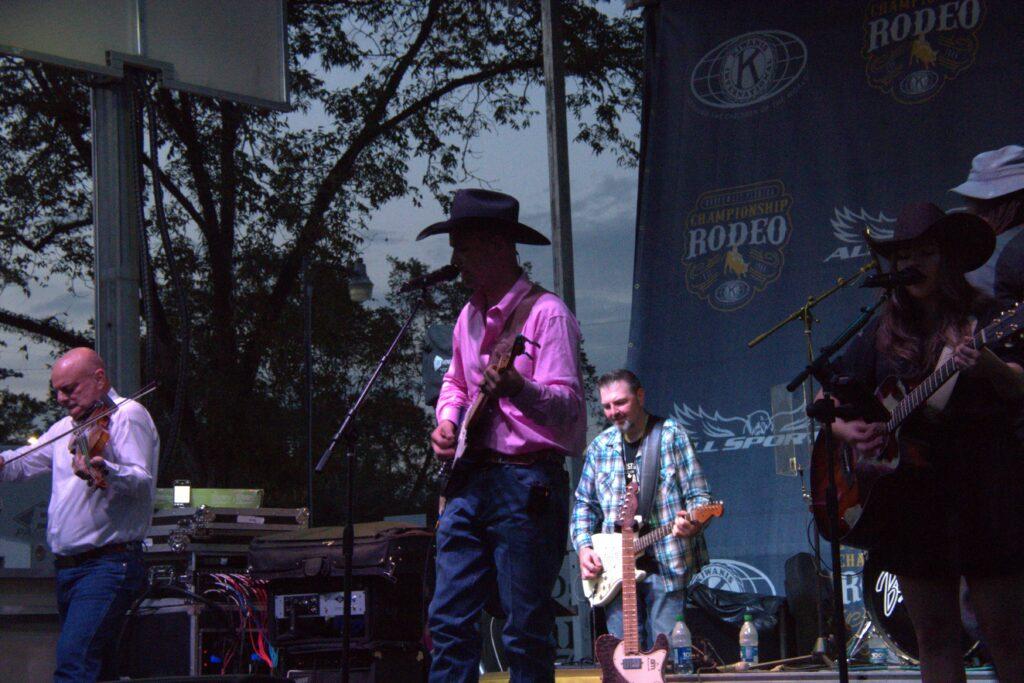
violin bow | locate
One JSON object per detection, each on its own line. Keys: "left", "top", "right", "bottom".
{"left": 2, "top": 381, "right": 158, "bottom": 466}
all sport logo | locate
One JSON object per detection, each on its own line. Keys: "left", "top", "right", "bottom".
{"left": 863, "top": 0, "right": 985, "bottom": 104}
{"left": 690, "top": 30, "right": 808, "bottom": 118}
{"left": 683, "top": 181, "right": 793, "bottom": 312}
{"left": 671, "top": 399, "right": 810, "bottom": 454}
{"left": 824, "top": 207, "right": 895, "bottom": 262}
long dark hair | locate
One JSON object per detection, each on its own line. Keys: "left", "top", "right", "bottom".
{"left": 875, "top": 255, "right": 989, "bottom": 375}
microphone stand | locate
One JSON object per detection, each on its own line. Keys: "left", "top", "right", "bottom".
{"left": 315, "top": 287, "right": 430, "bottom": 683}
{"left": 748, "top": 260, "right": 875, "bottom": 669}
{"left": 785, "top": 291, "right": 890, "bottom": 683}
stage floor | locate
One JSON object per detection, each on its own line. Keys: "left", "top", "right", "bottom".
{"left": 482, "top": 666, "right": 999, "bottom": 682}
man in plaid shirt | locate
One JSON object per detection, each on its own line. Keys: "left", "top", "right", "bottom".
{"left": 571, "top": 369, "right": 711, "bottom": 648}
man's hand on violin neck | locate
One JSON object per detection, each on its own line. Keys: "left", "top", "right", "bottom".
{"left": 72, "top": 453, "right": 108, "bottom": 485}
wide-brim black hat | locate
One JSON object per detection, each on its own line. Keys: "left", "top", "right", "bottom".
{"left": 416, "top": 188, "right": 551, "bottom": 245}
{"left": 865, "top": 201, "right": 994, "bottom": 273}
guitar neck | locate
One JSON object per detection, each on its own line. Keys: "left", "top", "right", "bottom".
{"left": 634, "top": 521, "right": 674, "bottom": 554}
{"left": 461, "top": 390, "right": 490, "bottom": 433}
{"left": 620, "top": 525, "right": 641, "bottom": 655}
{"left": 886, "top": 336, "right": 979, "bottom": 431}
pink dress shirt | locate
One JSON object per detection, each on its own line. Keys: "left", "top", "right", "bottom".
{"left": 437, "top": 274, "right": 586, "bottom": 457}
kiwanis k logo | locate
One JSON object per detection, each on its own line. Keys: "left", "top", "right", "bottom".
{"left": 862, "top": 0, "right": 985, "bottom": 104}
{"left": 682, "top": 180, "right": 793, "bottom": 312}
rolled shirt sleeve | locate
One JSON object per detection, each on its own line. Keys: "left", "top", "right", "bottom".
{"left": 571, "top": 441, "right": 603, "bottom": 552}
{"left": 0, "top": 422, "right": 60, "bottom": 482}
{"left": 509, "top": 312, "right": 584, "bottom": 427}
{"left": 101, "top": 402, "right": 159, "bottom": 498}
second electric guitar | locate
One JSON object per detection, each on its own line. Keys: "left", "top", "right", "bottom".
{"left": 595, "top": 482, "right": 669, "bottom": 683}
{"left": 583, "top": 501, "right": 724, "bottom": 607}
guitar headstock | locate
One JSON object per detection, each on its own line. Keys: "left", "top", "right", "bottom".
{"left": 494, "top": 334, "right": 537, "bottom": 372}
{"left": 617, "top": 481, "right": 640, "bottom": 532}
{"left": 691, "top": 500, "right": 725, "bottom": 525}
{"left": 982, "top": 301, "right": 1024, "bottom": 347}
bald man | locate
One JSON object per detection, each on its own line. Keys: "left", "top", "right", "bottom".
{"left": 0, "top": 348, "right": 159, "bottom": 682}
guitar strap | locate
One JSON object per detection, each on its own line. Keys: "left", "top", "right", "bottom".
{"left": 637, "top": 417, "right": 664, "bottom": 523}
{"left": 489, "top": 283, "right": 548, "bottom": 359}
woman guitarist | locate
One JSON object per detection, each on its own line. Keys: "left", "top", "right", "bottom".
{"left": 823, "top": 202, "right": 1024, "bottom": 682}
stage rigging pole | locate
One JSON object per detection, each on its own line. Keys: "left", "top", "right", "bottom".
{"left": 541, "top": 0, "right": 590, "bottom": 663}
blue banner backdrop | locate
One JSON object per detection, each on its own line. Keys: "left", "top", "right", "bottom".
{"left": 628, "top": 0, "right": 1023, "bottom": 603}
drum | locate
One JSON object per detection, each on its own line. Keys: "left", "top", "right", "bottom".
{"left": 862, "top": 553, "right": 981, "bottom": 664}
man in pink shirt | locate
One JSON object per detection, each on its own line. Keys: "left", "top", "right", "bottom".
{"left": 419, "top": 188, "right": 585, "bottom": 682}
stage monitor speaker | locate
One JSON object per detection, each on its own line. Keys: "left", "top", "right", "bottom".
{"left": 784, "top": 551, "right": 832, "bottom": 656}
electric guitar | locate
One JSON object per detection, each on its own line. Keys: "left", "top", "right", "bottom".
{"left": 810, "top": 301, "right": 1024, "bottom": 549}
{"left": 582, "top": 501, "right": 724, "bottom": 607}
{"left": 595, "top": 482, "right": 669, "bottom": 683}
{"left": 438, "top": 334, "right": 531, "bottom": 515}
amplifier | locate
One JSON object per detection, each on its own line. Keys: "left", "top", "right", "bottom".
{"left": 250, "top": 525, "right": 432, "bottom": 646}
{"left": 274, "top": 591, "right": 366, "bottom": 620}
{"left": 267, "top": 576, "right": 421, "bottom": 643}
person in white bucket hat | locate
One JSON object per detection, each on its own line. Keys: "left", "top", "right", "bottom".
{"left": 951, "top": 145, "right": 1024, "bottom": 309}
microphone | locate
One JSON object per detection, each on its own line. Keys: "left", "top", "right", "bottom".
{"left": 398, "top": 264, "right": 460, "bottom": 293}
{"left": 861, "top": 267, "right": 925, "bottom": 289}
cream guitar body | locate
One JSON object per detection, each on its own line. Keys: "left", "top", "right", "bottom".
{"left": 583, "top": 532, "right": 648, "bottom": 607}
{"left": 582, "top": 501, "right": 724, "bottom": 608}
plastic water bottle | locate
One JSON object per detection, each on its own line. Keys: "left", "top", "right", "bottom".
{"left": 670, "top": 615, "right": 693, "bottom": 673}
{"left": 739, "top": 612, "right": 758, "bottom": 665}
{"left": 867, "top": 626, "right": 888, "bottom": 665}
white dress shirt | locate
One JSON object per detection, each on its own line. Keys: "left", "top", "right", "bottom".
{"left": 0, "top": 389, "right": 159, "bottom": 556}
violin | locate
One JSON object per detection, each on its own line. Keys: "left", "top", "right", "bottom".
{"left": 1, "top": 382, "right": 157, "bottom": 484}
{"left": 70, "top": 394, "right": 116, "bottom": 489}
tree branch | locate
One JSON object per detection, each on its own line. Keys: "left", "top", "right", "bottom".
{"left": 29, "top": 64, "right": 93, "bottom": 170}
{"left": 237, "top": 0, "right": 444, "bottom": 383}
{"left": 378, "top": 58, "right": 542, "bottom": 138}
{"left": 0, "top": 216, "right": 91, "bottom": 252}
{"left": 0, "top": 308, "right": 92, "bottom": 349}
{"left": 365, "top": 0, "right": 443, "bottom": 133}
{"left": 140, "top": 153, "right": 207, "bottom": 228}
{"left": 155, "top": 91, "right": 221, "bottom": 236}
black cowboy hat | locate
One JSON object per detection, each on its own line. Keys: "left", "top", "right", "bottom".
{"left": 416, "top": 188, "right": 551, "bottom": 245}
{"left": 865, "top": 201, "right": 994, "bottom": 273}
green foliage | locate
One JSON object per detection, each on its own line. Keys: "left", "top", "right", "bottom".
{"left": 0, "top": 2, "right": 640, "bottom": 524}
{"left": 0, "top": 385, "right": 61, "bottom": 444}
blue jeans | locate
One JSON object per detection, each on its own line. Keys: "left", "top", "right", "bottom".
{"left": 54, "top": 548, "right": 146, "bottom": 682}
{"left": 429, "top": 461, "right": 569, "bottom": 683}
{"left": 604, "top": 578, "right": 686, "bottom": 651}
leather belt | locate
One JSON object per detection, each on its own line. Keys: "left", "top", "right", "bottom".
{"left": 468, "top": 448, "right": 563, "bottom": 467}
{"left": 54, "top": 542, "right": 141, "bottom": 569}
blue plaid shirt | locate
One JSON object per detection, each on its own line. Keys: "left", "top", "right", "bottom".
{"left": 571, "top": 416, "right": 711, "bottom": 592}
